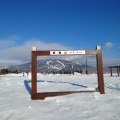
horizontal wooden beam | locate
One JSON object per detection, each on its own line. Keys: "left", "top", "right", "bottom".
{"left": 108, "top": 66, "right": 120, "bottom": 68}
{"left": 32, "top": 50, "right": 98, "bottom": 56}
{"left": 36, "top": 90, "right": 96, "bottom": 100}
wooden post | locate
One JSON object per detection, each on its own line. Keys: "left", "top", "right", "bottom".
{"left": 117, "top": 67, "right": 119, "bottom": 76}
{"left": 86, "top": 58, "right": 88, "bottom": 74}
{"left": 119, "top": 67, "right": 120, "bottom": 76}
{"left": 96, "top": 46, "right": 105, "bottom": 94}
{"left": 110, "top": 67, "right": 112, "bottom": 76}
{"left": 31, "top": 47, "right": 37, "bottom": 100}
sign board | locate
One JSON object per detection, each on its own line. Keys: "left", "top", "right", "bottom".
{"left": 50, "top": 50, "right": 85, "bottom": 55}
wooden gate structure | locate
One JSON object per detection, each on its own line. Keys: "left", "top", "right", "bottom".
{"left": 31, "top": 46, "right": 105, "bottom": 100}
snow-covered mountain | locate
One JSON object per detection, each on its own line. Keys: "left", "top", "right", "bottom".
{"left": 0, "top": 65, "right": 10, "bottom": 69}
{"left": 8, "top": 59, "right": 92, "bottom": 73}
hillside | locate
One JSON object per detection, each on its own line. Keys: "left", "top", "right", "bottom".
{"left": 8, "top": 59, "right": 93, "bottom": 73}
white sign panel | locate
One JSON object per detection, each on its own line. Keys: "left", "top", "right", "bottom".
{"left": 50, "top": 50, "right": 85, "bottom": 55}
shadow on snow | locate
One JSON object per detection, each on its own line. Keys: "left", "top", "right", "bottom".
{"left": 105, "top": 83, "right": 120, "bottom": 91}
{"left": 24, "top": 80, "right": 89, "bottom": 95}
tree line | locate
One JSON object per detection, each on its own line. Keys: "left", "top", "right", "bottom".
{"left": 0, "top": 68, "right": 18, "bottom": 74}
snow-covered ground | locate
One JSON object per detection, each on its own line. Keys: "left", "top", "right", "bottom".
{"left": 0, "top": 73, "right": 120, "bottom": 120}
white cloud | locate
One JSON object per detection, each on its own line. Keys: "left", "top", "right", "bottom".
{"left": 0, "top": 39, "right": 72, "bottom": 65}
{"left": 0, "top": 35, "right": 19, "bottom": 50}
{"left": 0, "top": 38, "right": 119, "bottom": 66}
{"left": 0, "top": 39, "right": 95, "bottom": 65}
{"left": 104, "top": 42, "right": 114, "bottom": 50}
{"left": 103, "top": 57, "right": 120, "bottom": 66}
{"left": 0, "top": 39, "right": 98, "bottom": 66}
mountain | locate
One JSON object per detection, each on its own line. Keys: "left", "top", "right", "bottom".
{"left": 0, "top": 65, "right": 10, "bottom": 69}
{"left": 8, "top": 59, "right": 93, "bottom": 73}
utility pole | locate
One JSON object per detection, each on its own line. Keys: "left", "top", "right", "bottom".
{"left": 0, "top": 69, "right": 1, "bottom": 80}
{"left": 86, "top": 58, "right": 88, "bottom": 74}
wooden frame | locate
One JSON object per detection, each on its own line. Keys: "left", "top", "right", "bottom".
{"left": 31, "top": 46, "right": 105, "bottom": 100}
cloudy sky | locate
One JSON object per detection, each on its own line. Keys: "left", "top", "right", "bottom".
{"left": 0, "top": 0, "right": 120, "bottom": 66}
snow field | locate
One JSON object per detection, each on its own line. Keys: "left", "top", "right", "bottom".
{"left": 0, "top": 73, "right": 120, "bottom": 120}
